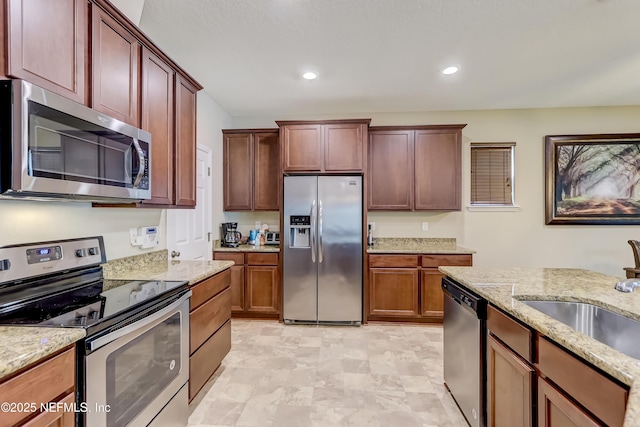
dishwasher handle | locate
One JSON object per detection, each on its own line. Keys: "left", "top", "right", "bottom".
{"left": 442, "top": 278, "right": 487, "bottom": 319}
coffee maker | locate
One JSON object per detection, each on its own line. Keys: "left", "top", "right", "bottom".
{"left": 221, "top": 222, "right": 242, "bottom": 247}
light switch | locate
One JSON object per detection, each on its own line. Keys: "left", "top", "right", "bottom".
{"left": 369, "top": 222, "right": 375, "bottom": 231}
{"left": 421, "top": 222, "right": 429, "bottom": 231}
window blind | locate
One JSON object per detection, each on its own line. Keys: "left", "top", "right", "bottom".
{"left": 470, "top": 143, "right": 515, "bottom": 205}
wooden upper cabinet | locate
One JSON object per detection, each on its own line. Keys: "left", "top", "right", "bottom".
{"left": 368, "top": 125, "right": 466, "bottom": 211}
{"left": 278, "top": 119, "right": 370, "bottom": 173}
{"left": 324, "top": 123, "right": 366, "bottom": 171}
{"left": 6, "top": 0, "right": 87, "bottom": 104}
{"left": 414, "top": 129, "right": 462, "bottom": 210}
{"left": 91, "top": 4, "right": 140, "bottom": 126}
{"left": 175, "top": 75, "right": 198, "bottom": 207}
{"left": 223, "top": 132, "right": 253, "bottom": 210}
{"left": 280, "top": 124, "right": 323, "bottom": 171}
{"left": 368, "top": 130, "right": 413, "bottom": 210}
{"left": 253, "top": 132, "right": 280, "bottom": 210}
{"left": 141, "top": 47, "right": 175, "bottom": 205}
{"left": 222, "top": 129, "right": 279, "bottom": 211}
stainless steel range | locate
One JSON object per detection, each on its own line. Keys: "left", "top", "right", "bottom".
{"left": 0, "top": 236, "right": 191, "bottom": 427}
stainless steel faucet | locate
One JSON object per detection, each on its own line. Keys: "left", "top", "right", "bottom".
{"left": 614, "top": 278, "right": 640, "bottom": 292}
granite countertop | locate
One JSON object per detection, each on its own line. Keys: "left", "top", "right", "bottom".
{"left": 367, "top": 237, "right": 475, "bottom": 254}
{"left": 214, "top": 244, "right": 280, "bottom": 253}
{"left": 439, "top": 266, "right": 640, "bottom": 426}
{"left": 104, "top": 259, "right": 235, "bottom": 285}
{"left": 0, "top": 327, "right": 85, "bottom": 381}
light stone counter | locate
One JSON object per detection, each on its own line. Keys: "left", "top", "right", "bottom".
{"left": 439, "top": 266, "right": 640, "bottom": 426}
{"left": 213, "top": 243, "right": 280, "bottom": 253}
{"left": 102, "top": 249, "right": 234, "bottom": 285}
{"left": 367, "top": 237, "right": 475, "bottom": 254}
{"left": 0, "top": 327, "right": 85, "bottom": 381}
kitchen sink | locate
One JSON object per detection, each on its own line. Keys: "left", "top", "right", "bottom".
{"left": 520, "top": 300, "right": 640, "bottom": 360}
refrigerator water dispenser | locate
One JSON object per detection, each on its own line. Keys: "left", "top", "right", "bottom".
{"left": 289, "top": 215, "right": 311, "bottom": 248}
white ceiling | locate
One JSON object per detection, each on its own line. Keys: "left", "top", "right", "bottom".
{"left": 135, "top": 0, "right": 640, "bottom": 117}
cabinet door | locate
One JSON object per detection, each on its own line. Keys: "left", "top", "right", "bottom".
{"left": 7, "top": 0, "right": 87, "bottom": 104}
{"left": 254, "top": 132, "right": 280, "bottom": 210}
{"left": 281, "top": 125, "right": 323, "bottom": 171}
{"left": 487, "top": 333, "right": 534, "bottom": 427}
{"left": 91, "top": 4, "right": 140, "bottom": 125}
{"left": 368, "top": 131, "right": 414, "bottom": 210}
{"left": 324, "top": 123, "right": 365, "bottom": 171}
{"left": 141, "top": 47, "right": 175, "bottom": 205}
{"left": 538, "top": 377, "right": 601, "bottom": 427}
{"left": 230, "top": 265, "right": 245, "bottom": 313}
{"left": 420, "top": 270, "right": 444, "bottom": 319}
{"left": 245, "top": 266, "right": 278, "bottom": 314}
{"left": 223, "top": 133, "right": 253, "bottom": 210}
{"left": 369, "top": 268, "right": 420, "bottom": 317}
{"left": 414, "top": 129, "right": 461, "bottom": 210}
{"left": 175, "top": 75, "right": 198, "bottom": 207}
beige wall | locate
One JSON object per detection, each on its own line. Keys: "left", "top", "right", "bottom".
{"left": 232, "top": 106, "right": 640, "bottom": 276}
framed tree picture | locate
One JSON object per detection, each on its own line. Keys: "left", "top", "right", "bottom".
{"left": 545, "top": 133, "right": 640, "bottom": 225}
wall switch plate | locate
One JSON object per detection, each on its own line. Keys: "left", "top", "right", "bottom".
{"left": 369, "top": 222, "right": 375, "bottom": 231}
{"left": 421, "top": 222, "right": 429, "bottom": 231}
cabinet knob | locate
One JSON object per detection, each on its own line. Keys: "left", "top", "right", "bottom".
{"left": 171, "top": 251, "right": 181, "bottom": 258}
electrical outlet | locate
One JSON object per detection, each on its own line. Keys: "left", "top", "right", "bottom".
{"left": 369, "top": 222, "right": 375, "bottom": 231}
{"left": 421, "top": 222, "right": 429, "bottom": 231}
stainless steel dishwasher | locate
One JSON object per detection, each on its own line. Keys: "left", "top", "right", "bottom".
{"left": 442, "top": 276, "right": 487, "bottom": 427}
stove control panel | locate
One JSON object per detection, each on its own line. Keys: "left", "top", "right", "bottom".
{"left": 0, "top": 236, "right": 106, "bottom": 285}
{"left": 27, "top": 246, "right": 63, "bottom": 264}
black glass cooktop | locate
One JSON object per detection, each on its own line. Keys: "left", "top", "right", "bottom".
{"left": 0, "top": 276, "right": 188, "bottom": 330}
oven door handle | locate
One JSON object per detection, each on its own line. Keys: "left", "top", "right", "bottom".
{"left": 87, "top": 291, "right": 191, "bottom": 352}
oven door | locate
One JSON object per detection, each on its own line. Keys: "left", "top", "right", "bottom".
{"left": 84, "top": 291, "right": 190, "bottom": 427}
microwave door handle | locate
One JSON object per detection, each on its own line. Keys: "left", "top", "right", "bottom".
{"left": 132, "top": 138, "right": 146, "bottom": 188}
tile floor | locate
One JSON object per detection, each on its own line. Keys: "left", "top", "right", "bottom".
{"left": 188, "top": 319, "right": 468, "bottom": 427}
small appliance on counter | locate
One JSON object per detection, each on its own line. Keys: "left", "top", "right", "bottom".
{"left": 264, "top": 231, "right": 280, "bottom": 246}
{"left": 221, "top": 222, "right": 242, "bottom": 247}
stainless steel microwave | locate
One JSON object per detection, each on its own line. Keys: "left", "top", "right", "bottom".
{"left": 0, "top": 80, "right": 151, "bottom": 202}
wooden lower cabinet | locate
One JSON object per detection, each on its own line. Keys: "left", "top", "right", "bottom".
{"left": 188, "top": 270, "right": 232, "bottom": 401}
{"left": 487, "top": 333, "right": 534, "bottom": 427}
{"left": 420, "top": 270, "right": 444, "bottom": 318}
{"left": 0, "top": 347, "right": 75, "bottom": 427}
{"left": 246, "top": 266, "right": 278, "bottom": 314}
{"left": 213, "top": 251, "right": 280, "bottom": 318}
{"left": 229, "top": 265, "right": 245, "bottom": 312}
{"left": 369, "top": 268, "right": 420, "bottom": 317}
{"left": 367, "top": 253, "right": 471, "bottom": 322}
{"left": 538, "top": 377, "right": 600, "bottom": 427}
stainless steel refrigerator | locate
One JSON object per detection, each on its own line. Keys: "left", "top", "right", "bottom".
{"left": 283, "top": 175, "right": 363, "bottom": 325}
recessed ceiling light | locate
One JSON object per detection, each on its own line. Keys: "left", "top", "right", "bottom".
{"left": 442, "top": 66, "right": 459, "bottom": 75}
{"left": 303, "top": 72, "right": 317, "bottom": 80}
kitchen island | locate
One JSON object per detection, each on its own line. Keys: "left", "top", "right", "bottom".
{"left": 439, "top": 266, "right": 640, "bottom": 426}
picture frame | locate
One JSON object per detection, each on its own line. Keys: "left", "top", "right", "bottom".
{"left": 545, "top": 133, "right": 640, "bottom": 225}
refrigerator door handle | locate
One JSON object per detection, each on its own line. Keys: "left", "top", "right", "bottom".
{"left": 318, "top": 199, "right": 324, "bottom": 263}
{"left": 311, "top": 200, "right": 317, "bottom": 263}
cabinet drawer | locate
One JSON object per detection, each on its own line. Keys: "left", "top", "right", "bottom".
{"left": 487, "top": 305, "right": 533, "bottom": 363}
{"left": 0, "top": 347, "right": 75, "bottom": 427}
{"left": 190, "top": 288, "right": 231, "bottom": 354}
{"left": 246, "top": 252, "right": 278, "bottom": 266}
{"left": 369, "top": 254, "right": 419, "bottom": 268}
{"left": 21, "top": 392, "right": 75, "bottom": 427}
{"left": 421, "top": 254, "right": 472, "bottom": 268}
{"left": 537, "top": 336, "right": 628, "bottom": 427}
{"left": 213, "top": 252, "right": 245, "bottom": 264}
{"left": 190, "top": 269, "right": 231, "bottom": 311}
{"left": 189, "top": 320, "right": 231, "bottom": 401}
